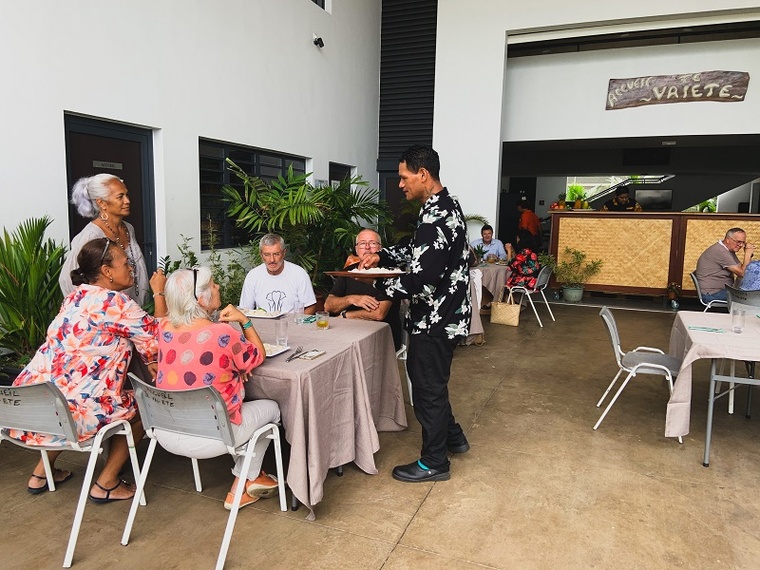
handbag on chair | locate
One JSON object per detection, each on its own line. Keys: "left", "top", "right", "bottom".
{"left": 491, "top": 289, "right": 520, "bottom": 326}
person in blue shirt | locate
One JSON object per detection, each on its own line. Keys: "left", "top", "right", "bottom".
{"left": 470, "top": 224, "right": 507, "bottom": 261}
{"left": 740, "top": 260, "right": 760, "bottom": 291}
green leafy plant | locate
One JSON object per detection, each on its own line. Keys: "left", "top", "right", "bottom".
{"left": 551, "top": 247, "right": 603, "bottom": 288}
{"left": 566, "top": 184, "right": 587, "bottom": 202}
{"left": 473, "top": 244, "right": 488, "bottom": 261}
{"left": 222, "top": 160, "right": 392, "bottom": 292}
{"left": 0, "top": 217, "right": 66, "bottom": 365}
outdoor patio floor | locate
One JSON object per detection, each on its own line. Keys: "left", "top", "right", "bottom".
{"left": 4, "top": 303, "right": 760, "bottom": 569}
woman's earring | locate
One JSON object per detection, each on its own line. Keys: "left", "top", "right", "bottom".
{"left": 109, "top": 274, "right": 113, "bottom": 283}
{"left": 100, "top": 210, "right": 108, "bottom": 221}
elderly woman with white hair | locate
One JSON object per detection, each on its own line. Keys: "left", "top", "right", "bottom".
{"left": 155, "top": 267, "right": 281, "bottom": 509}
{"left": 60, "top": 174, "right": 150, "bottom": 305}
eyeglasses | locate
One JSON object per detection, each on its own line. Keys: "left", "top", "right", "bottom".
{"left": 192, "top": 268, "right": 199, "bottom": 301}
{"left": 99, "top": 239, "right": 111, "bottom": 265}
{"left": 729, "top": 236, "right": 746, "bottom": 246}
{"left": 356, "top": 240, "right": 381, "bottom": 249}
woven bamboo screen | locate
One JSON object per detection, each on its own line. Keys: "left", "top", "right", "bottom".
{"left": 682, "top": 220, "right": 760, "bottom": 291}
{"left": 557, "top": 217, "right": 672, "bottom": 288}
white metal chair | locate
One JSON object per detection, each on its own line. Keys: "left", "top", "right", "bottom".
{"left": 0, "top": 381, "right": 143, "bottom": 567}
{"left": 720, "top": 285, "right": 760, "bottom": 415}
{"left": 594, "top": 307, "right": 683, "bottom": 444}
{"left": 507, "top": 265, "right": 556, "bottom": 328}
{"left": 690, "top": 271, "right": 728, "bottom": 312}
{"left": 122, "top": 374, "right": 287, "bottom": 570}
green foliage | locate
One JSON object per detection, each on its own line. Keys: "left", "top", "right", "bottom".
{"left": 699, "top": 198, "right": 717, "bottom": 213}
{"left": 0, "top": 217, "right": 66, "bottom": 364}
{"left": 159, "top": 225, "right": 257, "bottom": 308}
{"left": 551, "top": 247, "right": 603, "bottom": 288}
{"left": 566, "top": 184, "right": 587, "bottom": 202}
{"left": 222, "top": 160, "right": 392, "bottom": 291}
{"left": 473, "top": 244, "right": 488, "bottom": 261}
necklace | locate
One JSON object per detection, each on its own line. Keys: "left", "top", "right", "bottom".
{"left": 100, "top": 218, "right": 139, "bottom": 293}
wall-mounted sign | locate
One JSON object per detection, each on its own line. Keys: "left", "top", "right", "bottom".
{"left": 92, "top": 160, "right": 123, "bottom": 170}
{"left": 606, "top": 70, "right": 749, "bottom": 110}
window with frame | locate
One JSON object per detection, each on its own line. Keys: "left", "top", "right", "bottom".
{"left": 311, "top": 0, "right": 325, "bottom": 8}
{"left": 199, "top": 139, "right": 307, "bottom": 250}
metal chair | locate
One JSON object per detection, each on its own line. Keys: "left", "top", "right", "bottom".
{"left": 507, "top": 265, "right": 556, "bottom": 328}
{"left": 690, "top": 271, "right": 728, "bottom": 312}
{"left": 594, "top": 307, "right": 683, "bottom": 444}
{"left": 121, "top": 374, "right": 287, "bottom": 570}
{"left": 0, "top": 382, "right": 143, "bottom": 567}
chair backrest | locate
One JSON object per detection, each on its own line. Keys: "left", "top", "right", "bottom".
{"left": 599, "top": 306, "right": 624, "bottom": 366}
{"left": 690, "top": 271, "right": 707, "bottom": 305}
{"left": 535, "top": 266, "right": 553, "bottom": 291}
{"left": 726, "top": 284, "right": 760, "bottom": 311}
{"left": 0, "top": 382, "right": 79, "bottom": 443}
{"left": 129, "top": 373, "right": 236, "bottom": 449}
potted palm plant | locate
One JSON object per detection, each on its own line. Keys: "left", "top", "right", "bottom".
{"left": 540, "top": 247, "right": 603, "bottom": 302}
{"left": 0, "top": 217, "right": 66, "bottom": 385}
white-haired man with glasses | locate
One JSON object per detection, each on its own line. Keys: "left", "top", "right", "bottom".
{"left": 324, "top": 228, "right": 402, "bottom": 350}
{"left": 695, "top": 227, "right": 756, "bottom": 303}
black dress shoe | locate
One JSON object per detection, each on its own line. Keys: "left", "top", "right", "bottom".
{"left": 447, "top": 440, "right": 470, "bottom": 454}
{"left": 392, "top": 461, "right": 450, "bottom": 483}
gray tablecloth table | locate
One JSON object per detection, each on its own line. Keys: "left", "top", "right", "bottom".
{"left": 244, "top": 317, "right": 407, "bottom": 519}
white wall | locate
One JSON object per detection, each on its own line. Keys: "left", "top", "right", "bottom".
{"left": 435, "top": 0, "right": 760, "bottom": 232}
{"left": 0, "top": 0, "right": 381, "bottom": 259}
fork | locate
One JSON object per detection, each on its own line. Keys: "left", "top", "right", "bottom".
{"left": 285, "top": 346, "right": 304, "bottom": 363}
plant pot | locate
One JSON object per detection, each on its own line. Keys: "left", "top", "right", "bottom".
{"left": 562, "top": 286, "right": 584, "bottom": 303}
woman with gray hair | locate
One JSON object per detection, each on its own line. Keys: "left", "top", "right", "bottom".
{"left": 155, "top": 267, "right": 281, "bottom": 509}
{"left": 60, "top": 174, "right": 150, "bottom": 305}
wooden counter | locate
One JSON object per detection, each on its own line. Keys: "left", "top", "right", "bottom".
{"left": 549, "top": 211, "right": 760, "bottom": 296}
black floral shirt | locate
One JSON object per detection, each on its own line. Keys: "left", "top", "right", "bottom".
{"left": 376, "top": 188, "right": 471, "bottom": 339}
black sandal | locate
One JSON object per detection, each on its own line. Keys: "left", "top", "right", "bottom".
{"left": 88, "top": 479, "right": 134, "bottom": 504}
{"left": 27, "top": 469, "right": 74, "bottom": 495}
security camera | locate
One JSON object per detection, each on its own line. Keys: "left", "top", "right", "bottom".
{"left": 313, "top": 36, "right": 324, "bottom": 48}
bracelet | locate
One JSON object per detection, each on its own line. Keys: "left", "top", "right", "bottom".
{"left": 341, "top": 310, "right": 348, "bottom": 318}
{"left": 154, "top": 292, "right": 165, "bottom": 297}
{"left": 241, "top": 319, "right": 253, "bottom": 330}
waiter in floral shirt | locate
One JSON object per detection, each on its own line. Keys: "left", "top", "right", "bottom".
{"left": 360, "top": 144, "right": 471, "bottom": 483}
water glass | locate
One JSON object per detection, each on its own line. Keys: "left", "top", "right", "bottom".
{"left": 732, "top": 308, "right": 746, "bottom": 334}
{"left": 275, "top": 317, "right": 288, "bottom": 347}
{"left": 316, "top": 311, "right": 330, "bottom": 330}
{"left": 293, "top": 302, "right": 305, "bottom": 324}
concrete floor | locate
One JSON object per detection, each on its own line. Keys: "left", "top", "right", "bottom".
{"left": 4, "top": 304, "right": 760, "bottom": 569}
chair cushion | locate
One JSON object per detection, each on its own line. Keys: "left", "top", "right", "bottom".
{"left": 622, "top": 351, "right": 682, "bottom": 376}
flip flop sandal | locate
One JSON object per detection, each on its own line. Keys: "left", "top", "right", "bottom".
{"left": 27, "top": 469, "right": 74, "bottom": 495}
{"left": 88, "top": 479, "right": 134, "bottom": 504}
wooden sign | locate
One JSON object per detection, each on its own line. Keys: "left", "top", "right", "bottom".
{"left": 606, "top": 70, "right": 749, "bottom": 110}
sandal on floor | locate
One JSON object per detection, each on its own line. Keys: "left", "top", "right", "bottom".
{"left": 88, "top": 479, "right": 134, "bottom": 504}
{"left": 224, "top": 491, "right": 259, "bottom": 511}
{"left": 27, "top": 469, "right": 74, "bottom": 495}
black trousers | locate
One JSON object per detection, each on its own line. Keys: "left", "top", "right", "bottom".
{"left": 406, "top": 333, "right": 465, "bottom": 470}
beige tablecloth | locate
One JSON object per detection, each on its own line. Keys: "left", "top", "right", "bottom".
{"left": 244, "top": 318, "right": 407, "bottom": 519}
{"left": 666, "top": 311, "right": 760, "bottom": 437}
{"left": 478, "top": 264, "right": 510, "bottom": 301}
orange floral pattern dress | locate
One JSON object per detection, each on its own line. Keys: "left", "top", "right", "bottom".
{"left": 11, "top": 284, "right": 158, "bottom": 446}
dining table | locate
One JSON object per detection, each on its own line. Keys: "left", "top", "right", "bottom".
{"left": 244, "top": 316, "right": 408, "bottom": 520}
{"left": 666, "top": 310, "right": 760, "bottom": 464}
{"left": 477, "top": 262, "right": 510, "bottom": 303}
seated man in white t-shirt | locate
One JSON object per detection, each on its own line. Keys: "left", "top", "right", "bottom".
{"left": 239, "top": 233, "right": 317, "bottom": 314}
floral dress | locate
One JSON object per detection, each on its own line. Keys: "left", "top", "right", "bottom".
{"left": 12, "top": 285, "right": 158, "bottom": 446}
{"left": 155, "top": 322, "right": 264, "bottom": 424}
{"left": 506, "top": 248, "right": 540, "bottom": 289}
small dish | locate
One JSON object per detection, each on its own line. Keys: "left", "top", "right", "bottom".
{"left": 262, "top": 343, "right": 290, "bottom": 357}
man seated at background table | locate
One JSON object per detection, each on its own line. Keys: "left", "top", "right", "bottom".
{"left": 239, "top": 233, "right": 317, "bottom": 314}
{"left": 695, "top": 227, "right": 755, "bottom": 302}
{"left": 324, "top": 228, "right": 402, "bottom": 350}
{"left": 470, "top": 224, "right": 506, "bottom": 261}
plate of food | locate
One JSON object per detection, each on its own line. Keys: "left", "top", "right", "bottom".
{"left": 240, "top": 308, "right": 286, "bottom": 319}
{"left": 262, "top": 343, "right": 289, "bottom": 357}
{"left": 325, "top": 267, "right": 405, "bottom": 278}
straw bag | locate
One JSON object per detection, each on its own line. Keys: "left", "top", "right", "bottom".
{"left": 491, "top": 289, "right": 520, "bottom": 326}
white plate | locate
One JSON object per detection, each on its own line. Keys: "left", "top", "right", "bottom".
{"left": 262, "top": 343, "right": 290, "bottom": 357}
{"left": 240, "top": 308, "right": 286, "bottom": 319}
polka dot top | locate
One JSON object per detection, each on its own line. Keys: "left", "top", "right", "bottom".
{"left": 156, "top": 321, "right": 264, "bottom": 424}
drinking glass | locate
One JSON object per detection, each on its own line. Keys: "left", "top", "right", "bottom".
{"left": 275, "top": 318, "right": 288, "bottom": 347}
{"left": 732, "top": 308, "right": 746, "bottom": 334}
{"left": 316, "top": 311, "right": 329, "bottom": 330}
{"left": 293, "top": 301, "right": 305, "bottom": 324}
